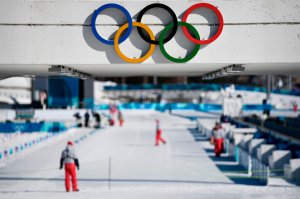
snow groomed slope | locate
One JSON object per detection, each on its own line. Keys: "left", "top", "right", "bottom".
{"left": 0, "top": 110, "right": 299, "bottom": 199}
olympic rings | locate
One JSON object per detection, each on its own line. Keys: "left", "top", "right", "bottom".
{"left": 91, "top": 2, "right": 223, "bottom": 63}
{"left": 114, "top": 22, "right": 156, "bottom": 63}
{"left": 182, "top": 3, "right": 224, "bottom": 45}
{"left": 91, "top": 3, "right": 133, "bottom": 45}
{"left": 136, "top": 3, "right": 178, "bottom": 45}
{"left": 159, "top": 22, "right": 200, "bottom": 63}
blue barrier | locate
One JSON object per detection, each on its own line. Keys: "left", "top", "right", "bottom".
{"left": 244, "top": 104, "right": 272, "bottom": 111}
{"left": 94, "top": 103, "right": 222, "bottom": 111}
{"left": 104, "top": 83, "right": 300, "bottom": 96}
{"left": 0, "top": 122, "right": 66, "bottom": 133}
{"left": 94, "top": 103, "right": 271, "bottom": 111}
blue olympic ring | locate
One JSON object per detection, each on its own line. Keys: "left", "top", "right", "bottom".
{"left": 91, "top": 3, "right": 133, "bottom": 45}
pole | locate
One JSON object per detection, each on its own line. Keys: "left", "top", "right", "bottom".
{"left": 108, "top": 157, "right": 111, "bottom": 190}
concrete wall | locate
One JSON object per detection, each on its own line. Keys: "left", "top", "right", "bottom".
{"left": 0, "top": 0, "right": 299, "bottom": 77}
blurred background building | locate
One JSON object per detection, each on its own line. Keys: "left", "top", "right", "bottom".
{"left": 0, "top": 75, "right": 299, "bottom": 111}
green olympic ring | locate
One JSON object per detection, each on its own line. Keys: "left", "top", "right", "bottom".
{"left": 159, "top": 22, "right": 201, "bottom": 63}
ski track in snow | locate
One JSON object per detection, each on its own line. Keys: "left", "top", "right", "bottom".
{"left": 0, "top": 110, "right": 299, "bottom": 199}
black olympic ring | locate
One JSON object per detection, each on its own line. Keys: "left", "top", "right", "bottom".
{"left": 136, "top": 3, "right": 178, "bottom": 45}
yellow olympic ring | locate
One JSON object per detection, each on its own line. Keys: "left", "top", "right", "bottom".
{"left": 114, "top": 22, "right": 156, "bottom": 63}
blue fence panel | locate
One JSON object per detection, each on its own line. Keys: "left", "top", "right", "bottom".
{"left": 94, "top": 103, "right": 271, "bottom": 112}
{"left": 104, "top": 83, "right": 300, "bottom": 96}
{"left": 0, "top": 122, "right": 66, "bottom": 133}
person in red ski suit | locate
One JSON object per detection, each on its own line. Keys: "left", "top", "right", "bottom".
{"left": 211, "top": 123, "right": 225, "bottom": 157}
{"left": 118, "top": 111, "right": 124, "bottom": 127}
{"left": 155, "top": 119, "right": 166, "bottom": 146}
{"left": 293, "top": 102, "right": 298, "bottom": 112}
{"left": 60, "top": 141, "right": 80, "bottom": 192}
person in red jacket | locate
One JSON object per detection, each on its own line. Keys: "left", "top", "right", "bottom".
{"left": 118, "top": 111, "right": 124, "bottom": 127}
{"left": 60, "top": 141, "right": 80, "bottom": 192}
{"left": 155, "top": 119, "right": 166, "bottom": 146}
{"left": 293, "top": 101, "right": 298, "bottom": 112}
{"left": 211, "top": 122, "right": 225, "bottom": 157}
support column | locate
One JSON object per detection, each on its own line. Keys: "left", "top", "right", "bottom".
{"left": 83, "top": 79, "right": 94, "bottom": 109}
{"left": 288, "top": 76, "right": 293, "bottom": 90}
{"left": 121, "top": 77, "right": 126, "bottom": 85}
{"left": 143, "top": 76, "right": 149, "bottom": 84}
{"left": 183, "top": 76, "right": 188, "bottom": 84}
{"left": 271, "top": 75, "right": 275, "bottom": 89}
{"left": 153, "top": 76, "right": 158, "bottom": 85}
{"left": 266, "top": 75, "right": 272, "bottom": 101}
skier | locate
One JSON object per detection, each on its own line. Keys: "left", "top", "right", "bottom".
{"left": 118, "top": 111, "right": 124, "bottom": 126}
{"left": 60, "top": 141, "right": 80, "bottom": 192}
{"left": 84, "top": 110, "right": 90, "bottom": 127}
{"left": 73, "top": 112, "right": 82, "bottom": 127}
{"left": 293, "top": 101, "right": 298, "bottom": 112}
{"left": 211, "top": 122, "right": 225, "bottom": 157}
{"left": 155, "top": 119, "right": 166, "bottom": 146}
{"left": 109, "top": 104, "right": 118, "bottom": 115}
{"left": 92, "top": 111, "right": 101, "bottom": 129}
{"left": 108, "top": 114, "right": 115, "bottom": 126}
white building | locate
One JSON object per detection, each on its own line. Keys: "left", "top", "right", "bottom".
{"left": 0, "top": 0, "right": 299, "bottom": 78}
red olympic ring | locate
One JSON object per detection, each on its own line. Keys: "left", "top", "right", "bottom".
{"left": 182, "top": 3, "right": 224, "bottom": 45}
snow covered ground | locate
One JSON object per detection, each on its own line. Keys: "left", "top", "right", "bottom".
{"left": 0, "top": 110, "right": 299, "bottom": 199}
{"left": 0, "top": 129, "right": 80, "bottom": 168}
